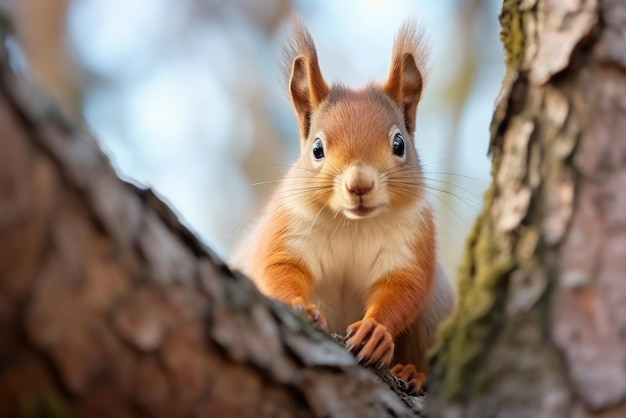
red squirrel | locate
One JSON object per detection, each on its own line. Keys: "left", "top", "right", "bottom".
{"left": 231, "top": 19, "right": 455, "bottom": 392}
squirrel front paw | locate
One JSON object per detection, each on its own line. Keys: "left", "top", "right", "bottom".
{"left": 345, "top": 319, "right": 394, "bottom": 367}
{"left": 293, "top": 302, "right": 327, "bottom": 330}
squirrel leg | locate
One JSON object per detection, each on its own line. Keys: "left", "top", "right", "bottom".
{"left": 345, "top": 267, "right": 433, "bottom": 368}
{"left": 257, "top": 259, "right": 327, "bottom": 330}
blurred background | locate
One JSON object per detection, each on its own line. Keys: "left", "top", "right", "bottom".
{"left": 11, "top": 0, "right": 504, "bottom": 280}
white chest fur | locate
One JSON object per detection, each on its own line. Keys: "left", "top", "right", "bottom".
{"left": 285, "top": 204, "right": 427, "bottom": 334}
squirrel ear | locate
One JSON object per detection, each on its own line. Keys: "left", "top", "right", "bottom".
{"left": 384, "top": 52, "right": 424, "bottom": 135}
{"left": 289, "top": 54, "right": 329, "bottom": 139}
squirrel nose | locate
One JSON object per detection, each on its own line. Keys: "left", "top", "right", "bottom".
{"left": 347, "top": 182, "right": 374, "bottom": 196}
{"left": 344, "top": 165, "right": 377, "bottom": 197}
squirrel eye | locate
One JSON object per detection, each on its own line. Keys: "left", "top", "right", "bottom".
{"left": 312, "top": 138, "right": 325, "bottom": 160}
{"left": 392, "top": 133, "right": 405, "bottom": 157}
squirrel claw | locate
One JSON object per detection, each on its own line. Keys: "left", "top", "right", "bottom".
{"left": 390, "top": 363, "right": 425, "bottom": 395}
{"left": 345, "top": 319, "right": 394, "bottom": 367}
{"left": 292, "top": 302, "right": 327, "bottom": 330}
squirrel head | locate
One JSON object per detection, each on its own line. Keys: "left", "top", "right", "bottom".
{"left": 282, "top": 19, "right": 429, "bottom": 221}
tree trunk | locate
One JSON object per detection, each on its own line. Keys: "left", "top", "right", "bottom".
{"left": 0, "top": 19, "right": 421, "bottom": 418}
{"left": 429, "top": 0, "right": 626, "bottom": 416}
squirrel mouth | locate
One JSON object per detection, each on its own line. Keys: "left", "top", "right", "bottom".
{"left": 346, "top": 204, "right": 377, "bottom": 218}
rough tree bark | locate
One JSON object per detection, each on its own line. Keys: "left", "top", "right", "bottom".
{"left": 0, "top": 19, "right": 422, "bottom": 418}
{"left": 429, "top": 0, "right": 626, "bottom": 417}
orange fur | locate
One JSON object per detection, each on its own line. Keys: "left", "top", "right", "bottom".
{"left": 363, "top": 210, "right": 436, "bottom": 337}
{"left": 243, "top": 203, "right": 311, "bottom": 304}
{"left": 230, "top": 18, "right": 455, "bottom": 394}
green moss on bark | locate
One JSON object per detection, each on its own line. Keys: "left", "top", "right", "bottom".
{"left": 430, "top": 181, "right": 515, "bottom": 399}
{"left": 499, "top": 0, "right": 525, "bottom": 70}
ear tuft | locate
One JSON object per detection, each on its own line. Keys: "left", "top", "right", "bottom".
{"left": 280, "top": 16, "right": 329, "bottom": 140}
{"left": 289, "top": 55, "right": 312, "bottom": 139}
{"left": 383, "top": 20, "right": 430, "bottom": 135}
